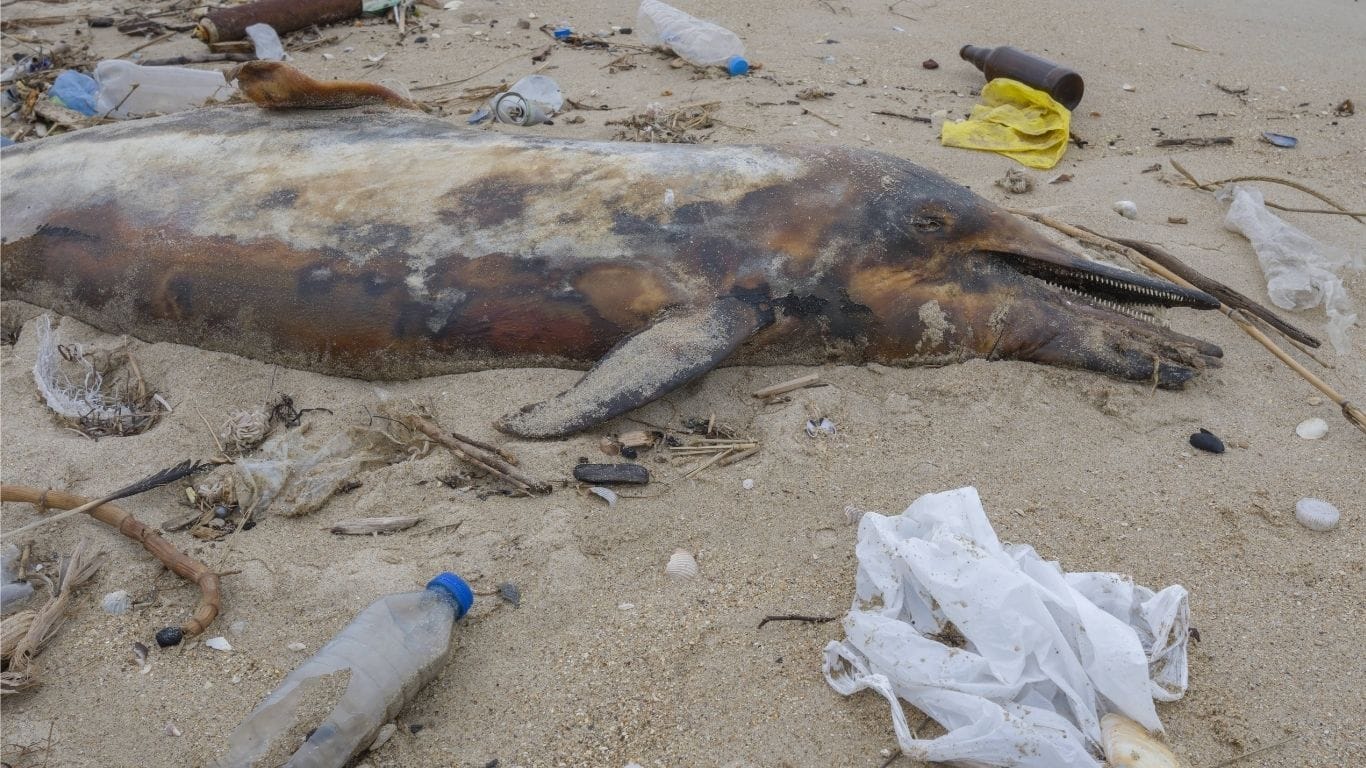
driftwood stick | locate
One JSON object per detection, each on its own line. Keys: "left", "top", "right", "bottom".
{"left": 3, "top": 460, "right": 210, "bottom": 538}
{"left": 0, "top": 486, "right": 221, "bottom": 637}
{"left": 405, "top": 415, "right": 549, "bottom": 494}
{"left": 1007, "top": 209, "right": 1366, "bottom": 435}
{"left": 1107, "top": 236, "right": 1320, "bottom": 348}
{"left": 1168, "top": 160, "right": 1364, "bottom": 225}
{"left": 752, "top": 373, "right": 823, "bottom": 399}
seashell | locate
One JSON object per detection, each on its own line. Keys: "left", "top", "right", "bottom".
{"left": 1261, "top": 131, "right": 1298, "bottom": 148}
{"left": 588, "top": 486, "right": 618, "bottom": 507}
{"left": 843, "top": 504, "right": 869, "bottom": 525}
{"left": 1295, "top": 497, "right": 1340, "bottom": 532}
{"left": 741, "top": 478, "right": 755, "bottom": 490}
{"left": 665, "top": 549, "right": 699, "bottom": 580}
{"left": 204, "top": 636, "right": 233, "bottom": 652}
{"left": 1295, "top": 417, "right": 1327, "bottom": 439}
{"left": 1188, "top": 428, "right": 1224, "bottom": 454}
{"left": 1113, "top": 200, "right": 1139, "bottom": 219}
{"left": 164, "top": 722, "right": 182, "bottom": 737}
{"left": 1101, "top": 713, "right": 1184, "bottom": 768}
{"left": 101, "top": 589, "right": 131, "bottom": 615}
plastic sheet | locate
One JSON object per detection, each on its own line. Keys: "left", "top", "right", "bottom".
{"left": 1220, "top": 184, "right": 1361, "bottom": 353}
{"left": 823, "top": 487, "right": 1190, "bottom": 768}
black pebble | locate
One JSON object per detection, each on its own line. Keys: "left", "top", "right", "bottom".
{"left": 573, "top": 463, "right": 650, "bottom": 485}
{"left": 618, "top": 27, "right": 632, "bottom": 34}
{"left": 414, "top": 36, "right": 427, "bottom": 43}
{"left": 620, "top": 446, "right": 638, "bottom": 460}
{"left": 1189, "top": 428, "right": 1225, "bottom": 454}
{"left": 409, "top": 724, "right": 424, "bottom": 734}
{"left": 88, "top": 17, "right": 114, "bottom": 27}
{"left": 155, "top": 627, "right": 184, "bottom": 647}
{"left": 242, "top": 520, "right": 257, "bottom": 530}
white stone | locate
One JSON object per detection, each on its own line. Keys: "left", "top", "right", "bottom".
{"left": 1295, "top": 417, "right": 1328, "bottom": 439}
{"left": 1113, "top": 200, "right": 1138, "bottom": 219}
{"left": 741, "top": 478, "right": 755, "bottom": 490}
{"left": 205, "top": 636, "right": 233, "bottom": 652}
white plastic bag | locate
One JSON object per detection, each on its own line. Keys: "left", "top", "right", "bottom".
{"left": 823, "top": 487, "right": 1190, "bottom": 768}
{"left": 1220, "top": 184, "right": 1361, "bottom": 353}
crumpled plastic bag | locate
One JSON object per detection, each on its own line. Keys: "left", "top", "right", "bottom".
{"left": 940, "top": 79, "right": 1071, "bottom": 170}
{"left": 227, "top": 425, "right": 407, "bottom": 517}
{"left": 823, "top": 487, "right": 1190, "bottom": 768}
{"left": 1219, "top": 184, "right": 1361, "bottom": 353}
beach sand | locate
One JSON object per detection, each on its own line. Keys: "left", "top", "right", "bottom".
{"left": 1, "top": 0, "right": 1363, "bottom": 766}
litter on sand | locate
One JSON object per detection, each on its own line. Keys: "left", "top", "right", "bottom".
{"left": 824, "top": 487, "right": 1190, "bottom": 768}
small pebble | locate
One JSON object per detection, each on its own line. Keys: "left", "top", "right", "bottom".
{"left": 846, "top": 78, "right": 866, "bottom": 86}
{"left": 205, "top": 636, "right": 233, "bottom": 652}
{"left": 287, "top": 642, "right": 307, "bottom": 652}
{"left": 155, "top": 627, "right": 184, "bottom": 647}
{"left": 409, "top": 724, "right": 425, "bottom": 735}
{"left": 164, "top": 722, "right": 182, "bottom": 737}
{"left": 229, "top": 619, "right": 248, "bottom": 636}
{"left": 617, "top": 602, "right": 635, "bottom": 610}
{"left": 213, "top": 505, "right": 229, "bottom": 519}
{"left": 1295, "top": 417, "right": 1328, "bottom": 439}
{"left": 1294, "top": 498, "right": 1340, "bottom": 531}
{"left": 1112, "top": 200, "right": 1138, "bottom": 219}
{"left": 1122, "top": 83, "right": 1136, "bottom": 92}
{"left": 1189, "top": 428, "right": 1225, "bottom": 454}
{"left": 921, "top": 58, "right": 938, "bottom": 69}
{"left": 741, "top": 478, "right": 755, "bottom": 490}
{"left": 497, "top": 582, "right": 521, "bottom": 607}
{"left": 101, "top": 590, "right": 131, "bottom": 615}
{"left": 1307, "top": 396, "right": 1323, "bottom": 406}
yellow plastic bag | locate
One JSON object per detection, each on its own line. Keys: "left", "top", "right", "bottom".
{"left": 940, "top": 78, "right": 1071, "bottom": 170}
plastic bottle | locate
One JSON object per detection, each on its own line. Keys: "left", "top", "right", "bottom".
{"left": 959, "top": 45, "right": 1084, "bottom": 110}
{"left": 217, "top": 573, "right": 475, "bottom": 768}
{"left": 636, "top": 0, "right": 749, "bottom": 75}
{"left": 94, "top": 60, "right": 236, "bottom": 118}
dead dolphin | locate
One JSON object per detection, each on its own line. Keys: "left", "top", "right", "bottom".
{"left": 0, "top": 105, "right": 1221, "bottom": 437}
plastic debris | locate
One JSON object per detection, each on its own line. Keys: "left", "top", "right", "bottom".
{"left": 940, "top": 79, "right": 1071, "bottom": 170}
{"left": 637, "top": 0, "right": 749, "bottom": 75}
{"left": 824, "top": 487, "right": 1190, "bottom": 768}
{"left": 49, "top": 71, "right": 99, "bottom": 116}
{"left": 94, "top": 60, "right": 235, "bottom": 119}
{"left": 1, "top": 544, "right": 34, "bottom": 616}
{"left": 1220, "top": 184, "right": 1361, "bottom": 352}
{"left": 245, "top": 23, "right": 286, "bottom": 61}
{"left": 31, "top": 315, "right": 137, "bottom": 431}
{"left": 205, "top": 636, "right": 233, "bottom": 652}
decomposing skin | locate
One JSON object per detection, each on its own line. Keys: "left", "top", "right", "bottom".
{"left": 0, "top": 105, "right": 1221, "bottom": 438}
{"left": 230, "top": 61, "right": 419, "bottom": 111}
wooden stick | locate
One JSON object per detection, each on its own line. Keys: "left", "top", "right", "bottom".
{"left": 1169, "top": 160, "right": 1364, "bottom": 225}
{"left": 3, "top": 460, "right": 210, "bottom": 538}
{"left": 0, "top": 486, "right": 221, "bottom": 637}
{"left": 752, "top": 373, "right": 823, "bottom": 399}
{"left": 1007, "top": 209, "right": 1366, "bottom": 435}
{"left": 405, "top": 415, "right": 549, "bottom": 495}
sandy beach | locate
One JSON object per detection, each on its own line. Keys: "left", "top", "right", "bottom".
{"left": 1, "top": 0, "right": 1363, "bottom": 766}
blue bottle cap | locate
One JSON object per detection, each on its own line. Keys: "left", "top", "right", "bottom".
{"left": 426, "top": 572, "right": 474, "bottom": 619}
{"left": 725, "top": 56, "right": 749, "bottom": 76}
{"left": 553, "top": 26, "right": 572, "bottom": 39}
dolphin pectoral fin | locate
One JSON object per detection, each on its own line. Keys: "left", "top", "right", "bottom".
{"left": 495, "top": 297, "right": 769, "bottom": 438}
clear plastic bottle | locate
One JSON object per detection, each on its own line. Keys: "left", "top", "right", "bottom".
{"left": 93, "top": 60, "right": 236, "bottom": 118}
{"left": 636, "top": 0, "right": 749, "bottom": 75}
{"left": 217, "top": 573, "right": 474, "bottom": 768}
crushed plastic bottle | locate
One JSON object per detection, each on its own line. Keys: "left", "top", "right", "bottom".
{"left": 216, "top": 573, "right": 474, "bottom": 768}
{"left": 94, "top": 60, "right": 236, "bottom": 118}
{"left": 636, "top": 0, "right": 749, "bottom": 75}
{"left": 1219, "top": 184, "right": 1361, "bottom": 353}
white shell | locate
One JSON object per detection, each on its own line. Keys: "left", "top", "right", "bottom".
{"left": 204, "top": 636, "right": 233, "bottom": 652}
{"left": 741, "top": 478, "right": 755, "bottom": 490}
{"left": 1295, "top": 497, "right": 1340, "bottom": 531}
{"left": 100, "top": 590, "right": 131, "bottom": 615}
{"left": 1113, "top": 200, "right": 1139, "bottom": 219}
{"left": 665, "top": 549, "right": 699, "bottom": 580}
{"left": 1101, "top": 713, "right": 1184, "bottom": 768}
{"left": 1295, "top": 417, "right": 1328, "bottom": 439}
{"left": 588, "top": 486, "right": 618, "bottom": 507}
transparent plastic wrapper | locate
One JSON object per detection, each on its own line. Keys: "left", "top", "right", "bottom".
{"left": 636, "top": 0, "right": 749, "bottom": 74}
{"left": 94, "top": 60, "right": 235, "bottom": 118}
{"left": 1220, "top": 184, "right": 1361, "bottom": 353}
{"left": 226, "top": 426, "right": 405, "bottom": 517}
{"left": 823, "top": 487, "right": 1190, "bottom": 768}
{"left": 1, "top": 544, "right": 35, "bottom": 616}
{"left": 217, "top": 574, "right": 473, "bottom": 768}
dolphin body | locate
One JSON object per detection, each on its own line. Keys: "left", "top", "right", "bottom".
{"left": 0, "top": 104, "right": 1221, "bottom": 437}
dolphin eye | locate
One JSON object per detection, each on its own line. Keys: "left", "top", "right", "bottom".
{"left": 911, "top": 215, "right": 943, "bottom": 233}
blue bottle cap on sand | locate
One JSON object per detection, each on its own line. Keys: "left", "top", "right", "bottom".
{"left": 725, "top": 56, "right": 749, "bottom": 76}
{"left": 426, "top": 572, "right": 474, "bottom": 619}
{"left": 553, "top": 26, "right": 572, "bottom": 39}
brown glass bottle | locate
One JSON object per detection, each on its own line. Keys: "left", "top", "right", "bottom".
{"left": 959, "top": 44, "right": 1084, "bottom": 110}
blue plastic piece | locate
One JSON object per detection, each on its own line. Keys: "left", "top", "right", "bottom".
{"left": 553, "top": 26, "right": 572, "bottom": 39}
{"left": 426, "top": 572, "right": 474, "bottom": 619}
{"left": 49, "top": 70, "right": 98, "bottom": 116}
{"left": 725, "top": 56, "right": 749, "bottom": 76}
{"left": 0, "top": 136, "right": 15, "bottom": 148}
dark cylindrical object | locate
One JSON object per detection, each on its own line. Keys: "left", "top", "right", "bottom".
{"left": 959, "top": 44, "right": 1084, "bottom": 110}
{"left": 196, "top": 0, "right": 362, "bottom": 44}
